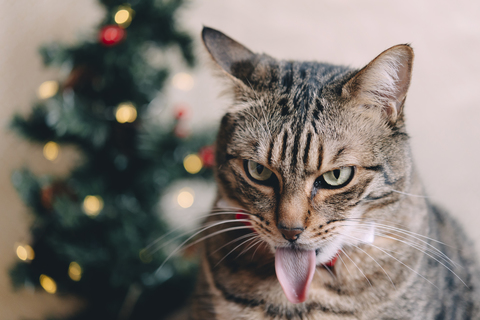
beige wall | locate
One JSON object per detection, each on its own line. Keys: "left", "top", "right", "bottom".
{"left": 1, "top": 0, "right": 479, "bottom": 318}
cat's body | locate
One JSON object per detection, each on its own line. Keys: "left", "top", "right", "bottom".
{"left": 188, "top": 27, "right": 480, "bottom": 319}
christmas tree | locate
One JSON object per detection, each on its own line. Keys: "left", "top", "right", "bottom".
{"left": 9, "top": 1, "right": 214, "bottom": 319}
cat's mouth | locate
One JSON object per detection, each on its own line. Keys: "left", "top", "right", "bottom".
{"left": 274, "top": 246, "right": 340, "bottom": 304}
{"left": 274, "top": 224, "right": 376, "bottom": 304}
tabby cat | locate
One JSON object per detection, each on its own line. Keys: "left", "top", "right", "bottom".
{"left": 188, "top": 27, "right": 480, "bottom": 319}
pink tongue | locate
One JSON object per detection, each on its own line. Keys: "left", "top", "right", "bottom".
{"left": 275, "top": 248, "right": 316, "bottom": 304}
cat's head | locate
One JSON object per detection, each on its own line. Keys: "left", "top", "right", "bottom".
{"left": 203, "top": 27, "right": 414, "bottom": 303}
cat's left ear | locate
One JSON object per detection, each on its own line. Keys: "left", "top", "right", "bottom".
{"left": 342, "top": 45, "right": 414, "bottom": 123}
{"left": 202, "top": 27, "right": 259, "bottom": 84}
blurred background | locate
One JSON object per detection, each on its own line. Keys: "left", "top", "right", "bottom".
{"left": 1, "top": 0, "right": 479, "bottom": 319}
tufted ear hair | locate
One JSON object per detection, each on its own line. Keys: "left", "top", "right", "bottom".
{"left": 202, "top": 27, "right": 259, "bottom": 83}
{"left": 342, "top": 44, "right": 414, "bottom": 123}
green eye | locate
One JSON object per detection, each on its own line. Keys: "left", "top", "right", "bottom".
{"left": 319, "top": 167, "right": 354, "bottom": 188}
{"left": 245, "top": 160, "right": 273, "bottom": 182}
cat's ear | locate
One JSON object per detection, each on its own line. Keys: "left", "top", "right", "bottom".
{"left": 202, "top": 27, "right": 258, "bottom": 82}
{"left": 342, "top": 45, "right": 414, "bottom": 123}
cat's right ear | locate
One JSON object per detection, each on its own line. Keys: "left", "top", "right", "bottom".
{"left": 202, "top": 27, "right": 258, "bottom": 83}
{"left": 342, "top": 44, "right": 414, "bottom": 124}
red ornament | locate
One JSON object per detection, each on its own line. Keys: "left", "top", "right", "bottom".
{"left": 40, "top": 181, "right": 77, "bottom": 210}
{"left": 173, "top": 104, "right": 190, "bottom": 120}
{"left": 41, "top": 185, "right": 54, "bottom": 210}
{"left": 99, "top": 25, "right": 126, "bottom": 46}
{"left": 199, "top": 145, "right": 215, "bottom": 168}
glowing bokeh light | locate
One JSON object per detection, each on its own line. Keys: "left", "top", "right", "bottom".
{"left": 82, "top": 195, "right": 104, "bottom": 217}
{"left": 16, "top": 244, "right": 35, "bottom": 261}
{"left": 139, "top": 248, "right": 153, "bottom": 263}
{"left": 114, "top": 9, "right": 133, "bottom": 27}
{"left": 68, "top": 262, "right": 82, "bottom": 281}
{"left": 39, "top": 274, "right": 57, "bottom": 294}
{"left": 16, "top": 246, "right": 28, "bottom": 261}
{"left": 183, "top": 154, "right": 202, "bottom": 174}
{"left": 115, "top": 102, "right": 137, "bottom": 123}
{"left": 172, "top": 72, "right": 194, "bottom": 91}
{"left": 37, "top": 80, "right": 59, "bottom": 99}
{"left": 43, "top": 141, "right": 59, "bottom": 161}
{"left": 177, "top": 188, "right": 195, "bottom": 208}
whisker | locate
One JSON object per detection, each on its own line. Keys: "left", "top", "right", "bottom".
{"left": 339, "top": 224, "right": 453, "bottom": 269}
{"left": 361, "top": 220, "right": 455, "bottom": 248}
{"left": 340, "top": 248, "right": 372, "bottom": 287}
{"left": 211, "top": 207, "right": 254, "bottom": 215}
{"left": 250, "top": 239, "right": 266, "bottom": 261}
{"left": 347, "top": 222, "right": 460, "bottom": 268}
{"left": 149, "top": 218, "right": 251, "bottom": 254}
{"left": 337, "top": 219, "right": 459, "bottom": 269}
{"left": 175, "top": 224, "right": 256, "bottom": 255}
{"left": 210, "top": 233, "right": 257, "bottom": 256}
{"left": 350, "top": 227, "right": 467, "bottom": 287}
{"left": 321, "top": 264, "right": 336, "bottom": 279}
{"left": 146, "top": 211, "right": 252, "bottom": 251}
{"left": 155, "top": 225, "right": 254, "bottom": 275}
{"left": 336, "top": 252, "right": 352, "bottom": 278}
{"left": 214, "top": 236, "right": 260, "bottom": 267}
{"left": 237, "top": 237, "right": 264, "bottom": 259}
{"left": 339, "top": 232, "right": 439, "bottom": 289}
{"left": 347, "top": 242, "right": 396, "bottom": 289}
{"left": 388, "top": 188, "right": 430, "bottom": 198}
{"left": 342, "top": 216, "right": 410, "bottom": 229}
{"left": 374, "top": 227, "right": 458, "bottom": 269}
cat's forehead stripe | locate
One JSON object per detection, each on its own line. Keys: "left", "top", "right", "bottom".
{"left": 239, "top": 61, "right": 354, "bottom": 174}
{"left": 266, "top": 120, "right": 322, "bottom": 176}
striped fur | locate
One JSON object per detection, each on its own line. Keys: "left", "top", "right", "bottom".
{"left": 187, "top": 27, "right": 480, "bottom": 319}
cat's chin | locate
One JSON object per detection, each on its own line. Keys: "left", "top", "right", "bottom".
{"left": 314, "top": 223, "right": 376, "bottom": 266}
{"left": 315, "top": 243, "right": 342, "bottom": 266}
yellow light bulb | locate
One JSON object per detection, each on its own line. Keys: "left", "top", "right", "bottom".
{"left": 183, "top": 154, "right": 203, "bottom": 174}
{"left": 68, "top": 262, "right": 82, "bottom": 281}
{"left": 16, "top": 246, "right": 28, "bottom": 261}
{"left": 172, "top": 73, "right": 194, "bottom": 91}
{"left": 39, "top": 274, "right": 57, "bottom": 294}
{"left": 37, "top": 80, "right": 59, "bottom": 99}
{"left": 115, "top": 102, "right": 137, "bottom": 123}
{"left": 114, "top": 6, "right": 134, "bottom": 27}
{"left": 115, "top": 9, "right": 130, "bottom": 24}
{"left": 82, "top": 195, "right": 104, "bottom": 217}
{"left": 17, "top": 244, "right": 35, "bottom": 261}
{"left": 177, "top": 188, "right": 195, "bottom": 208}
{"left": 43, "top": 141, "right": 59, "bottom": 161}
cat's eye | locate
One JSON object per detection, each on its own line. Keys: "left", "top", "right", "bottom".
{"left": 244, "top": 160, "right": 274, "bottom": 184}
{"left": 315, "top": 167, "right": 354, "bottom": 189}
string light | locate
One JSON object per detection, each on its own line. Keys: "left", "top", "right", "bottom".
{"left": 82, "top": 195, "right": 104, "bottom": 217}
{"left": 68, "top": 262, "right": 82, "bottom": 281}
{"left": 37, "top": 80, "right": 59, "bottom": 99}
{"left": 16, "top": 244, "right": 35, "bottom": 261}
{"left": 115, "top": 102, "right": 137, "bottom": 123}
{"left": 39, "top": 275, "right": 57, "bottom": 294}
{"left": 43, "top": 141, "right": 59, "bottom": 161}
{"left": 172, "top": 72, "right": 194, "bottom": 91}
{"left": 183, "top": 154, "right": 202, "bottom": 174}
{"left": 114, "top": 6, "right": 134, "bottom": 28}
{"left": 177, "top": 187, "right": 195, "bottom": 208}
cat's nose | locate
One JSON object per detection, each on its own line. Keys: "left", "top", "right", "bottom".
{"left": 278, "top": 225, "right": 305, "bottom": 242}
